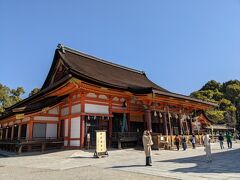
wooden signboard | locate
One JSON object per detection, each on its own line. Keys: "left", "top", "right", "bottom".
{"left": 16, "top": 114, "right": 25, "bottom": 120}
{"left": 94, "top": 130, "right": 108, "bottom": 158}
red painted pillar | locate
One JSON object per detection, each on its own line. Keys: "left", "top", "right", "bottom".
{"left": 29, "top": 120, "right": 33, "bottom": 140}
{"left": 108, "top": 117, "right": 113, "bottom": 147}
{"left": 11, "top": 126, "right": 14, "bottom": 140}
{"left": 5, "top": 128, "right": 8, "bottom": 140}
{"left": 80, "top": 115, "right": 85, "bottom": 148}
{"left": 163, "top": 112, "right": 168, "bottom": 136}
{"left": 18, "top": 124, "right": 22, "bottom": 140}
{"left": 144, "top": 110, "right": 152, "bottom": 130}
{"left": 68, "top": 96, "right": 72, "bottom": 147}
{"left": 80, "top": 92, "right": 85, "bottom": 149}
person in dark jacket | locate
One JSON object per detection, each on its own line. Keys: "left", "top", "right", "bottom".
{"left": 181, "top": 135, "right": 187, "bottom": 151}
{"left": 190, "top": 134, "right": 196, "bottom": 149}
{"left": 226, "top": 132, "right": 233, "bottom": 149}
{"left": 174, "top": 135, "right": 180, "bottom": 150}
{"left": 218, "top": 134, "right": 224, "bottom": 149}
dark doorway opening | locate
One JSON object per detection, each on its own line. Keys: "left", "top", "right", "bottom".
{"left": 2, "top": 128, "right": 6, "bottom": 140}
{"left": 60, "top": 120, "right": 64, "bottom": 139}
{"left": 85, "top": 116, "right": 109, "bottom": 147}
{"left": 20, "top": 124, "right": 27, "bottom": 139}
{"left": 7, "top": 127, "right": 12, "bottom": 140}
{"left": 112, "top": 113, "right": 123, "bottom": 132}
{"left": 13, "top": 126, "right": 18, "bottom": 140}
{"left": 130, "top": 122, "right": 144, "bottom": 134}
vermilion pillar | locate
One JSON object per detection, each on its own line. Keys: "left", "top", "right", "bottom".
{"left": 80, "top": 115, "right": 85, "bottom": 148}
{"left": 163, "top": 112, "right": 168, "bottom": 137}
{"left": 144, "top": 110, "right": 152, "bottom": 130}
{"left": 5, "top": 128, "right": 8, "bottom": 140}
{"left": 108, "top": 117, "right": 112, "bottom": 147}
{"left": 11, "top": 126, "right": 14, "bottom": 140}
{"left": 80, "top": 92, "right": 85, "bottom": 149}
{"left": 29, "top": 121, "right": 33, "bottom": 140}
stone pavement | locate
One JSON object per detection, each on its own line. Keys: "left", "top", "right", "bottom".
{"left": 0, "top": 141, "right": 239, "bottom": 180}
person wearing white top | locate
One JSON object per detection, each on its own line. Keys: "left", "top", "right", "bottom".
{"left": 203, "top": 133, "right": 212, "bottom": 163}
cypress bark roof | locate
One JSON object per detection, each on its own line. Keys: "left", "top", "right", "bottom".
{"left": 42, "top": 44, "right": 169, "bottom": 93}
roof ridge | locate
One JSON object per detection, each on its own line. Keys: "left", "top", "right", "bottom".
{"left": 57, "top": 44, "right": 145, "bottom": 75}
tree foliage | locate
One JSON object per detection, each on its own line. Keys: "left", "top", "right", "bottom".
{"left": 0, "top": 84, "right": 25, "bottom": 114}
{"left": 191, "top": 80, "right": 240, "bottom": 130}
{"left": 29, "top": 88, "right": 40, "bottom": 97}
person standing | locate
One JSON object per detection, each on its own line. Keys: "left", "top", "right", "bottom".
{"left": 226, "top": 132, "right": 232, "bottom": 149}
{"left": 174, "top": 135, "right": 180, "bottom": 150}
{"left": 142, "top": 130, "right": 153, "bottom": 166}
{"left": 218, "top": 134, "right": 224, "bottom": 149}
{"left": 203, "top": 133, "right": 212, "bottom": 163}
{"left": 181, "top": 135, "right": 187, "bottom": 151}
{"left": 191, "top": 134, "right": 196, "bottom": 149}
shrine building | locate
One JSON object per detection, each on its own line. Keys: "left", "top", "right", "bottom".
{"left": 0, "top": 44, "right": 216, "bottom": 152}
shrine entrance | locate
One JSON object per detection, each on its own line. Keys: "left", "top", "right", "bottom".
{"left": 85, "top": 116, "right": 109, "bottom": 147}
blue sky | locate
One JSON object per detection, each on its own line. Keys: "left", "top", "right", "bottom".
{"left": 1, "top": 0, "right": 240, "bottom": 97}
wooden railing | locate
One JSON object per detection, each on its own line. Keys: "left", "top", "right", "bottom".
{"left": 111, "top": 132, "right": 141, "bottom": 149}
{"left": 0, "top": 138, "right": 64, "bottom": 154}
{"left": 151, "top": 133, "right": 204, "bottom": 150}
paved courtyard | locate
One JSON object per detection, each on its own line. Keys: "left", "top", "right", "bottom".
{"left": 0, "top": 141, "right": 240, "bottom": 180}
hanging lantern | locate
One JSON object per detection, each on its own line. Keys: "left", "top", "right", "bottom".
{"left": 175, "top": 114, "right": 178, "bottom": 119}
{"left": 168, "top": 113, "right": 171, "bottom": 118}
{"left": 88, "top": 116, "right": 90, "bottom": 120}
{"left": 159, "top": 112, "right": 162, "bottom": 118}
{"left": 94, "top": 116, "right": 96, "bottom": 120}
{"left": 154, "top": 111, "right": 157, "bottom": 117}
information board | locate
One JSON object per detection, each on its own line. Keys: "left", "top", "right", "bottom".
{"left": 94, "top": 130, "right": 108, "bottom": 158}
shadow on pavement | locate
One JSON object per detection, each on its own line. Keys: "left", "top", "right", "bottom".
{"left": 70, "top": 156, "right": 94, "bottom": 159}
{"left": 111, "top": 165, "right": 146, "bottom": 168}
{"left": 156, "top": 149, "right": 240, "bottom": 173}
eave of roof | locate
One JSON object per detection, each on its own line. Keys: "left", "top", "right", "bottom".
{"left": 0, "top": 96, "right": 66, "bottom": 120}
{"left": 0, "top": 75, "right": 72, "bottom": 120}
{"left": 153, "top": 89, "right": 218, "bottom": 107}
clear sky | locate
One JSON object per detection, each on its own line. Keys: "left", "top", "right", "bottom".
{"left": 1, "top": 0, "right": 240, "bottom": 98}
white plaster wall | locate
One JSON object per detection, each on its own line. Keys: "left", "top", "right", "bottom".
{"left": 34, "top": 116, "right": 59, "bottom": 121}
{"left": 15, "top": 120, "right": 21, "bottom": 124}
{"left": 70, "top": 117, "right": 80, "bottom": 138}
{"left": 48, "top": 107, "right": 59, "bottom": 115}
{"left": 33, "top": 123, "right": 46, "bottom": 138}
{"left": 85, "top": 104, "right": 109, "bottom": 114}
{"left": 9, "top": 121, "right": 13, "bottom": 126}
{"left": 22, "top": 117, "right": 30, "bottom": 122}
{"left": 64, "top": 140, "right": 68, "bottom": 146}
{"left": 70, "top": 140, "right": 80, "bottom": 146}
{"left": 71, "top": 104, "right": 81, "bottom": 114}
{"left": 61, "top": 107, "right": 69, "bottom": 116}
{"left": 86, "top": 92, "right": 97, "bottom": 98}
{"left": 64, "top": 120, "right": 68, "bottom": 137}
{"left": 46, "top": 123, "right": 57, "bottom": 138}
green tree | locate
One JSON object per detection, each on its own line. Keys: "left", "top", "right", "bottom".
{"left": 225, "top": 84, "right": 240, "bottom": 104}
{"left": 0, "top": 84, "right": 25, "bottom": 114}
{"left": 200, "top": 80, "right": 221, "bottom": 91}
{"left": 221, "top": 80, "right": 240, "bottom": 94}
{"left": 191, "top": 80, "right": 240, "bottom": 130}
{"left": 29, "top": 88, "right": 40, "bottom": 97}
{"left": 205, "top": 110, "right": 225, "bottom": 124}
